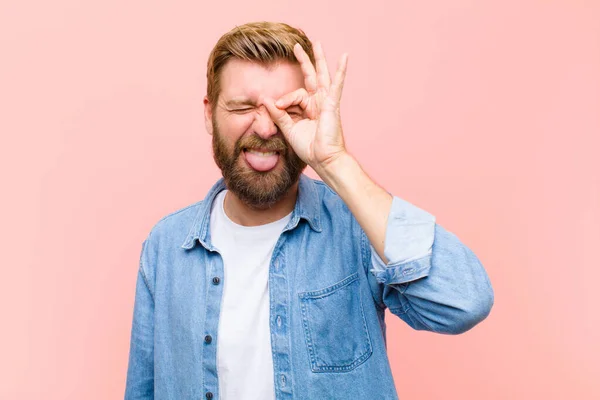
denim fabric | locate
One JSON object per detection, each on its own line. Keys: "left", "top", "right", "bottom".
{"left": 125, "top": 174, "right": 494, "bottom": 399}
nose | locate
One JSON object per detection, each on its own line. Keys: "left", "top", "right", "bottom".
{"left": 252, "top": 106, "right": 278, "bottom": 140}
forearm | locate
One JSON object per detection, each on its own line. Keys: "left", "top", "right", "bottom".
{"left": 316, "top": 152, "right": 393, "bottom": 263}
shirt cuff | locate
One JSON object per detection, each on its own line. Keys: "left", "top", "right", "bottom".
{"left": 370, "top": 196, "right": 436, "bottom": 285}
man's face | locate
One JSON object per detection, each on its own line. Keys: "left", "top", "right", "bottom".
{"left": 205, "top": 59, "right": 307, "bottom": 209}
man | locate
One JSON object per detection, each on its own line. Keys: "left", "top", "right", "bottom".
{"left": 125, "top": 21, "right": 494, "bottom": 400}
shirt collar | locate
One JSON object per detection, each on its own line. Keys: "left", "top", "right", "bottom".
{"left": 181, "top": 174, "right": 322, "bottom": 250}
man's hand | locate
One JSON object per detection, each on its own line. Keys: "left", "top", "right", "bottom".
{"left": 263, "top": 42, "right": 349, "bottom": 176}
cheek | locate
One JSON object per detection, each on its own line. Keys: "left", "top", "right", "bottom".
{"left": 215, "top": 115, "right": 254, "bottom": 156}
{"left": 218, "top": 113, "right": 254, "bottom": 138}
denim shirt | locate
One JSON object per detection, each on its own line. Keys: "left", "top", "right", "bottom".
{"left": 125, "top": 174, "right": 494, "bottom": 400}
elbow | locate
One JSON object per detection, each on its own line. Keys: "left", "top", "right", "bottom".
{"left": 443, "top": 285, "right": 494, "bottom": 335}
{"left": 407, "top": 287, "right": 494, "bottom": 335}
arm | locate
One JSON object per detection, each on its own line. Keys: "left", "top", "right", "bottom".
{"left": 322, "top": 153, "right": 494, "bottom": 334}
{"left": 124, "top": 239, "right": 155, "bottom": 399}
{"left": 317, "top": 152, "right": 393, "bottom": 263}
{"left": 367, "top": 219, "right": 494, "bottom": 335}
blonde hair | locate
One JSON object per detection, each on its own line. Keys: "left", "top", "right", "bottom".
{"left": 206, "top": 21, "right": 315, "bottom": 105}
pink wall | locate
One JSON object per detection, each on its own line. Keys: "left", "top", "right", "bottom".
{"left": 1, "top": 0, "right": 598, "bottom": 398}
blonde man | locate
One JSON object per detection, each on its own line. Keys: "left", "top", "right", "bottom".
{"left": 125, "top": 21, "right": 494, "bottom": 400}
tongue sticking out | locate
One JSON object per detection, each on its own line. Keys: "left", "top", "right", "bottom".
{"left": 243, "top": 150, "right": 280, "bottom": 172}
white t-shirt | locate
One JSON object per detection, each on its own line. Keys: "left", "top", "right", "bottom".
{"left": 209, "top": 189, "right": 292, "bottom": 400}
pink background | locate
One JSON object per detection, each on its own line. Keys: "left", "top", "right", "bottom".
{"left": 1, "top": 0, "right": 598, "bottom": 398}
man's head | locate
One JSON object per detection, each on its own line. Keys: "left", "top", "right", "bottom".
{"left": 203, "top": 22, "right": 316, "bottom": 210}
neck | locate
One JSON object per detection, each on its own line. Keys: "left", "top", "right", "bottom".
{"left": 223, "top": 182, "right": 299, "bottom": 226}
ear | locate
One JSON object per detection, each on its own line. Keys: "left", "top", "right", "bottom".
{"left": 203, "top": 96, "right": 214, "bottom": 136}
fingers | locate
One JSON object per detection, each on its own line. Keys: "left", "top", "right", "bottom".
{"left": 262, "top": 97, "right": 295, "bottom": 138}
{"left": 313, "top": 42, "right": 331, "bottom": 90}
{"left": 294, "top": 43, "right": 318, "bottom": 94}
{"left": 275, "top": 88, "right": 310, "bottom": 110}
{"left": 330, "top": 53, "right": 349, "bottom": 104}
{"left": 294, "top": 42, "right": 348, "bottom": 106}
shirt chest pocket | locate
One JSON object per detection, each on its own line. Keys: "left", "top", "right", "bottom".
{"left": 298, "top": 272, "right": 373, "bottom": 373}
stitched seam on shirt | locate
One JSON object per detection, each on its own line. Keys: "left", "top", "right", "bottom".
{"left": 389, "top": 307, "right": 407, "bottom": 315}
{"left": 387, "top": 268, "right": 430, "bottom": 286}
{"left": 298, "top": 273, "right": 359, "bottom": 299}
{"left": 360, "top": 224, "right": 386, "bottom": 312}
{"left": 139, "top": 262, "right": 155, "bottom": 303}
{"left": 155, "top": 199, "right": 204, "bottom": 225}
{"left": 282, "top": 245, "right": 296, "bottom": 395}
{"left": 385, "top": 254, "right": 431, "bottom": 269}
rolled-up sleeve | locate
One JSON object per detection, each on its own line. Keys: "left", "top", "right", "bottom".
{"left": 367, "top": 196, "right": 494, "bottom": 335}
{"left": 125, "top": 238, "right": 155, "bottom": 399}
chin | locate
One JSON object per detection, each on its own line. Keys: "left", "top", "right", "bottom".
{"left": 225, "top": 170, "right": 296, "bottom": 210}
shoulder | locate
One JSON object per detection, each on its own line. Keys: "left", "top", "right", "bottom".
{"left": 145, "top": 199, "right": 204, "bottom": 245}
{"left": 309, "top": 177, "right": 351, "bottom": 213}
{"left": 306, "top": 177, "right": 358, "bottom": 232}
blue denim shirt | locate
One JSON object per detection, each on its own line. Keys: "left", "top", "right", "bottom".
{"left": 125, "top": 174, "right": 494, "bottom": 399}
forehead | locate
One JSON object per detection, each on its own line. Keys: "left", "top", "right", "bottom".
{"left": 218, "top": 59, "right": 305, "bottom": 103}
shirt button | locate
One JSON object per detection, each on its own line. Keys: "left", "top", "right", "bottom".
{"left": 212, "top": 276, "right": 220, "bottom": 285}
{"left": 204, "top": 335, "right": 212, "bottom": 344}
{"left": 206, "top": 392, "right": 213, "bottom": 399}
{"left": 276, "top": 315, "right": 282, "bottom": 327}
{"left": 280, "top": 374, "right": 286, "bottom": 387}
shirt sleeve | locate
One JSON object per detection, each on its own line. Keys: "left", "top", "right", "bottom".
{"left": 124, "top": 238, "right": 155, "bottom": 399}
{"left": 367, "top": 196, "right": 494, "bottom": 335}
{"left": 370, "top": 196, "right": 436, "bottom": 284}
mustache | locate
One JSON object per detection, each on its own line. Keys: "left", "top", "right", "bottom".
{"left": 235, "top": 134, "right": 288, "bottom": 153}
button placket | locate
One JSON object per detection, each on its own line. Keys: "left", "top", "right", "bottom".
{"left": 269, "top": 244, "right": 293, "bottom": 398}
{"left": 202, "top": 251, "right": 224, "bottom": 400}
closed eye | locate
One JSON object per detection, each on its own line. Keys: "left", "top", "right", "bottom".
{"left": 232, "top": 108, "right": 253, "bottom": 113}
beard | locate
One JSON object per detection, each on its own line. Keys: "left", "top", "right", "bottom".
{"left": 211, "top": 116, "right": 307, "bottom": 210}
